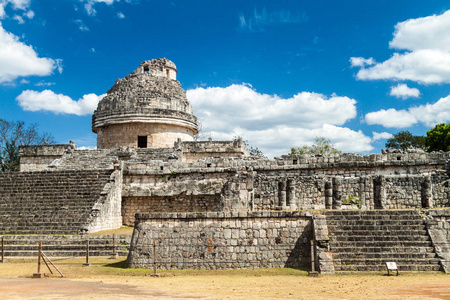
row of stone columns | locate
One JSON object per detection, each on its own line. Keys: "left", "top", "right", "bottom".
{"left": 276, "top": 175, "right": 434, "bottom": 210}
{"left": 277, "top": 179, "right": 296, "bottom": 210}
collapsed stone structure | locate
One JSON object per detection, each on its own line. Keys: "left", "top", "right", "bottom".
{"left": 1, "top": 58, "right": 449, "bottom": 273}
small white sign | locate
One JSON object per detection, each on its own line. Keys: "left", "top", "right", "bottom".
{"left": 386, "top": 262, "right": 397, "bottom": 270}
{"left": 386, "top": 262, "right": 399, "bottom": 276}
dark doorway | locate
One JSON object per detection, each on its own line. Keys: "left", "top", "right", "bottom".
{"left": 138, "top": 136, "right": 147, "bottom": 148}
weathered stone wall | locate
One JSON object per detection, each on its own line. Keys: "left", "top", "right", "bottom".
{"left": 19, "top": 143, "right": 74, "bottom": 172}
{"left": 426, "top": 209, "right": 450, "bottom": 273}
{"left": 84, "top": 170, "right": 123, "bottom": 233}
{"left": 126, "top": 211, "right": 312, "bottom": 269}
{"left": 180, "top": 139, "right": 249, "bottom": 162}
{"left": 122, "top": 195, "right": 222, "bottom": 225}
{"left": 0, "top": 170, "right": 116, "bottom": 234}
{"left": 383, "top": 176, "right": 423, "bottom": 209}
{"left": 97, "top": 123, "right": 195, "bottom": 149}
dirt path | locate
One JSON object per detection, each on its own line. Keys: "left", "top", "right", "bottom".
{"left": 1, "top": 274, "right": 450, "bottom": 299}
{"left": 0, "top": 259, "right": 449, "bottom": 299}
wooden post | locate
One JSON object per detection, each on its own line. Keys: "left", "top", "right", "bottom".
{"left": 83, "top": 238, "right": 91, "bottom": 266}
{"left": 1, "top": 237, "right": 6, "bottom": 263}
{"left": 150, "top": 239, "right": 160, "bottom": 277}
{"left": 110, "top": 234, "right": 118, "bottom": 259}
{"left": 308, "top": 239, "right": 319, "bottom": 277}
{"left": 33, "top": 241, "right": 43, "bottom": 278}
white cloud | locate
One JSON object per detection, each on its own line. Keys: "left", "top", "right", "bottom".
{"left": 365, "top": 94, "right": 450, "bottom": 128}
{"left": 0, "top": 23, "right": 59, "bottom": 84}
{"left": 372, "top": 132, "right": 393, "bottom": 141}
{"left": 81, "top": 0, "right": 117, "bottom": 16}
{"left": 16, "top": 90, "right": 105, "bottom": 116}
{"left": 117, "top": 12, "right": 125, "bottom": 19}
{"left": 350, "top": 57, "right": 375, "bottom": 68}
{"left": 365, "top": 108, "right": 417, "bottom": 128}
{"left": 0, "top": 0, "right": 32, "bottom": 19}
{"left": 239, "top": 8, "right": 307, "bottom": 32}
{"left": 390, "top": 10, "right": 450, "bottom": 51}
{"left": 13, "top": 14, "right": 23, "bottom": 23}
{"left": 356, "top": 50, "right": 450, "bottom": 84}
{"left": 34, "top": 81, "right": 55, "bottom": 87}
{"left": 24, "top": 9, "right": 33, "bottom": 19}
{"left": 74, "top": 19, "right": 89, "bottom": 31}
{"left": 390, "top": 83, "right": 420, "bottom": 99}
{"left": 187, "top": 84, "right": 373, "bottom": 157}
{"left": 352, "top": 10, "right": 450, "bottom": 85}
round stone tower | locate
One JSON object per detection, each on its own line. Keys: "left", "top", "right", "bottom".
{"left": 92, "top": 58, "right": 198, "bottom": 149}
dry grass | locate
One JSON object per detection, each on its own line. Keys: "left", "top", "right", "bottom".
{"left": 89, "top": 226, "right": 134, "bottom": 236}
{"left": 0, "top": 258, "right": 449, "bottom": 299}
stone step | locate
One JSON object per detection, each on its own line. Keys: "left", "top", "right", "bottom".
{"left": 331, "top": 240, "right": 433, "bottom": 248}
{"left": 326, "top": 219, "right": 424, "bottom": 226}
{"left": 1, "top": 235, "right": 131, "bottom": 240}
{"left": 325, "top": 210, "right": 420, "bottom": 216}
{"left": 331, "top": 246, "right": 435, "bottom": 253}
{"left": 331, "top": 234, "right": 430, "bottom": 242}
{"left": 334, "top": 264, "right": 441, "bottom": 272}
{"left": 327, "top": 225, "right": 425, "bottom": 231}
{"left": 4, "top": 250, "right": 129, "bottom": 257}
{"left": 326, "top": 215, "right": 421, "bottom": 221}
{"left": 333, "top": 257, "right": 440, "bottom": 266}
{"left": 3, "top": 245, "right": 129, "bottom": 251}
{"left": 333, "top": 252, "right": 437, "bottom": 260}
{"left": 3, "top": 239, "right": 130, "bottom": 246}
{"left": 330, "top": 229, "right": 428, "bottom": 236}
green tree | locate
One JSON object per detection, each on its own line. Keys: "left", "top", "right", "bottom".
{"left": 233, "top": 136, "right": 267, "bottom": 159}
{"left": 0, "top": 119, "right": 55, "bottom": 172}
{"left": 425, "top": 123, "right": 450, "bottom": 152}
{"left": 290, "top": 137, "right": 342, "bottom": 156}
{"left": 385, "top": 131, "right": 425, "bottom": 151}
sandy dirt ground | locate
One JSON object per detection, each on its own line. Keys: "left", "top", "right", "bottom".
{"left": 0, "top": 258, "right": 449, "bottom": 299}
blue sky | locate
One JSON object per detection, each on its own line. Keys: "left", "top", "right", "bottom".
{"left": 1, "top": 0, "right": 450, "bottom": 157}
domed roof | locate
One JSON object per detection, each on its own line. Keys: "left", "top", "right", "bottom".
{"left": 92, "top": 58, "right": 198, "bottom": 133}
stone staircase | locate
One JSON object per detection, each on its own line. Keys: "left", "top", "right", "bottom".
{"left": 0, "top": 170, "right": 113, "bottom": 234}
{"left": 325, "top": 210, "right": 441, "bottom": 272}
{"left": 0, "top": 235, "right": 131, "bottom": 258}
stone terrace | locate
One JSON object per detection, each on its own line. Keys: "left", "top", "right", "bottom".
{"left": 325, "top": 210, "right": 441, "bottom": 272}
{"left": 0, "top": 170, "right": 113, "bottom": 234}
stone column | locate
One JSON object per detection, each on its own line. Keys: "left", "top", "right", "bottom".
{"left": 422, "top": 176, "right": 433, "bottom": 208}
{"left": 286, "top": 179, "right": 296, "bottom": 209}
{"left": 373, "top": 175, "right": 386, "bottom": 209}
{"left": 332, "top": 177, "right": 343, "bottom": 210}
{"left": 325, "top": 180, "right": 333, "bottom": 209}
{"left": 312, "top": 215, "right": 334, "bottom": 274}
{"left": 359, "top": 176, "right": 367, "bottom": 209}
{"left": 277, "top": 181, "right": 287, "bottom": 210}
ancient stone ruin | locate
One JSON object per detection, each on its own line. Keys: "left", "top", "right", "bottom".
{"left": 1, "top": 58, "right": 449, "bottom": 273}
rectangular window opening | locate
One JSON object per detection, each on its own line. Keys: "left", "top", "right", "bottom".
{"left": 138, "top": 136, "right": 148, "bottom": 148}
{"left": 144, "top": 66, "right": 149, "bottom": 74}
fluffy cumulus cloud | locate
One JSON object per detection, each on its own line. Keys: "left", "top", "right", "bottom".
{"left": 0, "top": 23, "right": 59, "bottom": 83}
{"left": 372, "top": 132, "right": 393, "bottom": 141}
{"left": 187, "top": 84, "right": 373, "bottom": 157}
{"left": 389, "top": 10, "right": 450, "bottom": 51}
{"left": 16, "top": 90, "right": 105, "bottom": 116}
{"left": 365, "top": 95, "right": 450, "bottom": 128}
{"left": 389, "top": 83, "right": 420, "bottom": 99}
{"left": 351, "top": 10, "right": 450, "bottom": 84}
{"left": 349, "top": 57, "right": 375, "bottom": 68}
